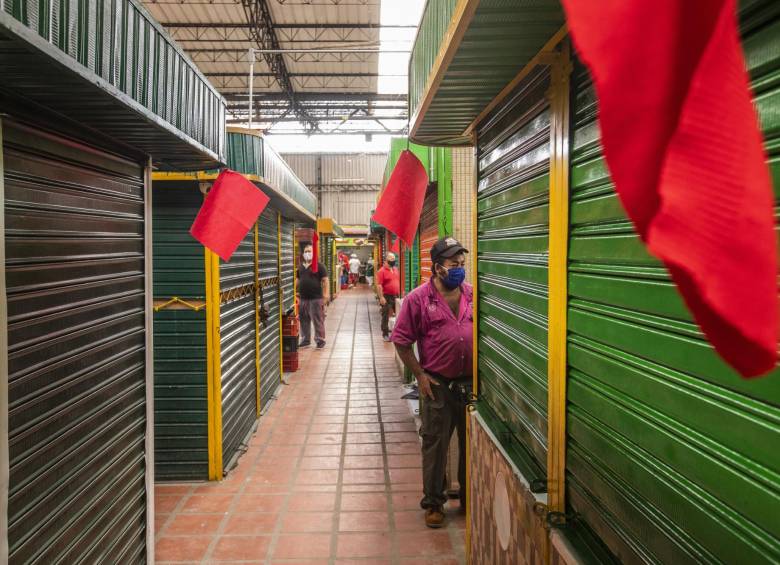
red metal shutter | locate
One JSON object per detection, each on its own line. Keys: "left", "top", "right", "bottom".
{"left": 419, "top": 187, "right": 438, "bottom": 283}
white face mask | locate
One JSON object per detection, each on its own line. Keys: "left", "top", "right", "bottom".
{"left": 303, "top": 251, "right": 313, "bottom": 262}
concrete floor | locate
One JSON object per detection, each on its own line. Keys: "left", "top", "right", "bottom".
{"left": 154, "top": 287, "right": 466, "bottom": 564}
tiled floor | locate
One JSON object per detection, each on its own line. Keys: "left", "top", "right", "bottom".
{"left": 155, "top": 288, "right": 466, "bottom": 564}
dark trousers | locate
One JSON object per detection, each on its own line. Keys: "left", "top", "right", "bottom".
{"left": 380, "top": 294, "right": 398, "bottom": 336}
{"left": 299, "top": 298, "right": 325, "bottom": 345}
{"left": 420, "top": 376, "right": 470, "bottom": 509}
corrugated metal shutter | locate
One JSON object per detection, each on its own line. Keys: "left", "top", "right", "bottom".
{"left": 281, "top": 217, "right": 295, "bottom": 313}
{"left": 219, "top": 226, "right": 257, "bottom": 470}
{"left": 476, "top": 67, "right": 551, "bottom": 480}
{"left": 419, "top": 188, "right": 438, "bottom": 283}
{"left": 565, "top": 5, "right": 780, "bottom": 560}
{"left": 258, "top": 208, "right": 280, "bottom": 410}
{"left": 4, "top": 122, "right": 147, "bottom": 562}
{"left": 152, "top": 185, "right": 208, "bottom": 480}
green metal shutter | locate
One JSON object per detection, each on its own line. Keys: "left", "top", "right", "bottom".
{"left": 281, "top": 217, "right": 295, "bottom": 313}
{"left": 4, "top": 122, "right": 147, "bottom": 562}
{"left": 152, "top": 185, "right": 208, "bottom": 480}
{"left": 565, "top": 4, "right": 780, "bottom": 561}
{"left": 219, "top": 226, "right": 257, "bottom": 470}
{"left": 476, "top": 67, "right": 552, "bottom": 480}
{"left": 258, "top": 208, "right": 281, "bottom": 410}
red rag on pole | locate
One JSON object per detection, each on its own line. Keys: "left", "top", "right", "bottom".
{"left": 190, "top": 169, "right": 270, "bottom": 261}
{"left": 371, "top": 150, "right": 429, "bottom": 246}
{"left": 561, "top": 0, "right": 777, "bottom": 377}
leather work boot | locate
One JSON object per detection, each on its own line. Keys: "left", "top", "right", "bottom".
{"left": 425, "top": 507, "right": 445, "bottom": 529}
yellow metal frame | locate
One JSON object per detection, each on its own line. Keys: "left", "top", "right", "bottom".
{"left": 153, "top": 297, "right": 206, "bottom": 312}
{"left": 409, "top": 0, "right": 481, "bottom": 139}
{"left": 205, "top": 249, "right": 223, "bottom": 480}
{"left": 546, "top": 43, "right": 572, "bottom": 515}
{"left": 277, "top": 212, "right": 284, "bottom": 382}
{"left": 152, "top": 171, "right": 263, "bottom": 183}
{"left": 467, "top": 139, "right": 479, "bottom": 563}
{"left": 254, "top": 223, "right": 262, "bottom": 416}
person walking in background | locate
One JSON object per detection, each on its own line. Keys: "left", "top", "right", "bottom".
{"left": 365, "top": 257, "right": 375, "bottom": 286}
{"left": 376, "top": 252, "right": 400, "bottom": 341}
{"left": 391, "top": 237, "right": 472, "bottom": 529}
{"left": 348, "top": 253, "right": 361, "bottom": 287}
{"left": 298, "top": 243, "right": 329, "bottom": 350}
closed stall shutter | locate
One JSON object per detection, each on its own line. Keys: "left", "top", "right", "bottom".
{"left": 219, "top": 225, "right": 257, "bottom": 470}
{"left": 258, "top": 208, "right": 281, "bottom": 410}
{"left": 476, "top": 68, "right": 551, "bottom": 480}
{"left": 419, "top": 189, "right": 438, "bottom": 283}
{"left": 281, "top": 218, "right": 295, "bottom": 313}
{"left": 565, "top": 6, "right": 780, "bottom": 561}
{"left": 153, "top": 186, "right": 208, "bottom": 480}
{"left": 4, "top": 122, "right": 148, "bottom": 562}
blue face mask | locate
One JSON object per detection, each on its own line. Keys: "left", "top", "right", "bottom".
{"left": 439, "top": 265, "right": 466, "bottom": 289}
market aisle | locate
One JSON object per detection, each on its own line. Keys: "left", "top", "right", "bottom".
{"left": 154, "top": 287, "right": 467, "bottom": 564}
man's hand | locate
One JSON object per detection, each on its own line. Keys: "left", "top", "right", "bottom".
{"left": 416, "top": 372, "right": 440, "bottom": 400}
{"left": 323, "top": 296, "right": 330, "bottom": 307}
{"left": 379, "top": 296, "right": 387, "bottom": 306}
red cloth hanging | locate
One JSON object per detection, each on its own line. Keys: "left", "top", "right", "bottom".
{"left": 371, "top": 150, "right": 429, "bottom": 246}
{"left": 561, "top": 0, "right": 777, "bottom": 377}
{"left": 190, "top": 169, "right": 270, "bottom": 261}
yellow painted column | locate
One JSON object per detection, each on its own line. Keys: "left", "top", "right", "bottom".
{"left": 254, "top": 223, "right": 261, "bottom": 417}
{"left": 205, "top": 248, "right": 223, "bottom": 480}
{"left": 546, "top": 43, "right": 572, "bottom": 515}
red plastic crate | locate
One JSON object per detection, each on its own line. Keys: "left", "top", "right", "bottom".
{"left": 283, "top": 351, "right": 299, "bottom": 372}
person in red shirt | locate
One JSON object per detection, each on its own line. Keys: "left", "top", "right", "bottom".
{"left": 375, "top": 252, "right": 400, "bottom": 341}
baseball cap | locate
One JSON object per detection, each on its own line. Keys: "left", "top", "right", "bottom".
{"left": 430, "top": 237, "right": 468, "bottom": 263}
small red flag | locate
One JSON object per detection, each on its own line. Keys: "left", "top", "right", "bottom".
{"left": 190, "top": 169, "right": 270, "bottom": 261}
{"left": 562, "top": 0, "right": 777, "bottom": 377}
{"left": 372, "top": 150, "right": 429, "bottom": 246}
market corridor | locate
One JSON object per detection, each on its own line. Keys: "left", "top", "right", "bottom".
{"left": 154, "top": 288, "right": 466, "bottom": 564}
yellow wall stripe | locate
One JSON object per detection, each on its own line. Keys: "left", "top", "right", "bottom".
{"left": 205, "top": 249, "right": 223, "bottom": 480}
{"left": 546, "top": 43, "right": 572, "bottom": 514}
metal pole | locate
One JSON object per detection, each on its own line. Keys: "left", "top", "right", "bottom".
{"left": 248, "top": 47, "right": 255, "bottom": 129}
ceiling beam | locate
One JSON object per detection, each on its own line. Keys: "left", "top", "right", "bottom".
{"left": 223, "top": 92, "right": 407, "bottom": 101}
{"left": 159, "top": 22, "right": 415, "bottom": 29}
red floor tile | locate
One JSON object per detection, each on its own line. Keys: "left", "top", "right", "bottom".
{"left": 288, "top": 492, "right": 337, "bottom": 512}
{"left": 336, "top": 532, "right": 392, "bottom": 558}
{"left": 181, "top": 494, "right": 235, "bottom": 514}
{"left": 155, "top": 495, "right": 183, "bottom": 514}
{"left": 339, "top": 511, "right": 390, "bottom": 532}
{"left": 303, "top": 444, "right": 343, "bottom": 457}
{"left": 272, "top": 533, "right": 332, "bottom": 559}
{"left": 342, "top": 469, "right": 386, "bottom": 484}
{"left": 343, "top": 455, "right": 384, "bottom": 469}
{"left": 296, "top": 469, "right": 340, "bottom": 485}
{"left": 345, "top": 443, "right": 384, "bottom": 456}
{"left": 280, "top": 511, "right": 334, "bottom": 532}
{"left": 340, "top": 492, "right": 389, "bottom": 511}
{"left": 387, "top": 454, "right": 423, "bottom": 468}
{"left": 223, "top": 513, "right": 279, "bottom": 535}
{"left": 165, "top": 513, "right": 224, "bottom": 535}
{"left": 211, "top": 535, "right": 271, "bottom": 561}
{"left": 233, "top": 494, "right": 286, "bottom": 513}
{"left": 299, "top": 456, "right": 341, "bottom": 469}
{"left": 155, "top": 535, "right": 212, "bottom": 561}
{"left": 396, "top": 531, "right": 454, "bottom": 556}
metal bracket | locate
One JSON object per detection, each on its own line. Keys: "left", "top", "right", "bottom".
{"left": 546, "top": 510, "right": 578, "bottom": 530}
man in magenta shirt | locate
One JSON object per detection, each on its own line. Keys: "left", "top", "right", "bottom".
{"left": 375, "top": 252, "right": 400, "bottom": 341}
{"left": 391, "top": 237, "right": 472, "bottom": 529}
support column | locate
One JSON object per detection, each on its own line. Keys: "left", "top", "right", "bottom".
{"left": 205, "top": 249, "right": 223, "bottom": 480}
{"left": 546, "top": 43, "right": 572, "bottom": 515}
{"left": 0, "top": 118, "right": 8, "bottom": 564}
{"left": 144, "top": 157, "right": 155, "bottom": 562}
